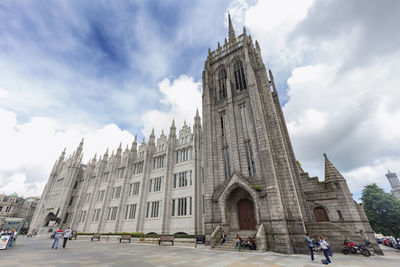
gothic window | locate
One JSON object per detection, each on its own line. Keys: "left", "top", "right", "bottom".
{"left": 336, "top": 210, "right": 344, "bottom": 221}
{"left": 220, "top": 113, "right": 226, "bottom": 137}
{"left": 125, "top": 204, "right": 136, "bottom": 219}
{"left": 146, "top": 201, "right": 160, "bottom": 218}
{"left": 240, "top": 105, "right": 256, "bottom": 176}
{"left": 245, "top": 141, "right": 256, "bottom": 177}
{"left": 223, "top": 146, "right": 231, "bottom": 180}
{"left": 218, "top": 68, "right": 227, "bottom": 100}
{"left": 233, "top": 60, "right": 247, "bottom": 92}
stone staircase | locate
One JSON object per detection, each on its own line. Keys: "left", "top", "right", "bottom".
{"left": 213, "top": 230, "right": 257, "bottom": 252}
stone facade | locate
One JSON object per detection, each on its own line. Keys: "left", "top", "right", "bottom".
{"left": 0, "top": 193, "right": 39, "bottom": 232}
{"left": 30, "top": 14, "right": 380, "bottom": 255}
{"left": 202, "top": 14, "right": 380, "bottom": 254}
{"left": 30, "top": 117, "right": 203, "bottom": 235}
{"left": 386, "top": 171, "right": 400, "bottom": 200}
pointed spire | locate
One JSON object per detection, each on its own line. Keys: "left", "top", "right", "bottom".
{"left": 149, "top": 128, "right": 155, "bottom": 145}
{"left": 324, "top": 153, "right": 345, "bottom": 182}
{"left": 194, "top": 108, "right": 201, "bottom": 128}
{"left": 243, "top": 26, "right": 246, "bottom": 36}
{"left": 228, "top": 12, "right": 236, "bottom": 43}
{"left": 217, "top": 42, "right": 221, "bottom": 51}
{"left": 131, "top": 135, "right": 138, "bottom": 152}
{"left": 93, "top": 153, "right": 97, "bottom": 162}
{"left": 103, "top": 148, "right": 109, "bottom": 159}
{"left": 169, "top": 119, "right": 176, "bottom": 137}
{"left": 255, "top": 40, "right": 260, "bottom": 50}
{"left": 116, "top": 142, "right": 122, "bottom": 156}
{"left": 224, "top": 38, "right": 228, "bottom": 46}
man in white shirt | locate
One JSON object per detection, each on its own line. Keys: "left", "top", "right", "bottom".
{"left": 62, "top": 227, "right": 72, "bottom": 248}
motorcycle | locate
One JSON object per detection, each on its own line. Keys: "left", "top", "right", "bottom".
{"left": 342, "top": 239, "right": 371, "bottom": 257}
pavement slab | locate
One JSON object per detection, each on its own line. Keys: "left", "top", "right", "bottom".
{"left": 0, "top": 237, "right": 399, "bottom": 267}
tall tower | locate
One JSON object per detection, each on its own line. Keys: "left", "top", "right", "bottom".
{"left": 202, "top": 14, "right": 306, "bottom": 253}
{"left": 386, "top": 171, "right": 400, "bottom": 200}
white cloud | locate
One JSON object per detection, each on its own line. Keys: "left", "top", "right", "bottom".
{"left": 231, "top": 0, "right": 400, "bottom": 195}
{"left": 0, "top": 107, "right": 136, "bottom": 197}
{"left": 229, "top": 0, "right": 315, "bottom": 69}
{"left": 141, "top": 75, "right": 202, "bottom": 138}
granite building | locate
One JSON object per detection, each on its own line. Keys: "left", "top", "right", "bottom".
{"left": 202, "top": 14, "right": 380, "bottom": 254}
{"left": 0, "top": 193, "right": 39, "bottom": 232}
{"left": 30, "top": 119, "right": 203, "bottom": 235}
{"left": 30, "top": 14, "right": 380, "bottom": 254}
{"left": 385, "top": 170, "right": 400, "bottom": 200}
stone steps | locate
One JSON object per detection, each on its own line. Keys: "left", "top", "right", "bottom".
{"left": 213, "top": 230, "right": 257, "bottom": 252}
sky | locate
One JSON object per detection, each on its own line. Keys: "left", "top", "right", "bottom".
{"left": 0, "top": 0, "right": 399, "bottom": 200}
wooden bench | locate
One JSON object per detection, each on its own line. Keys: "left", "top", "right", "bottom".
{"left": 91, "top": 233, "right": 101, "bottom": 241}
{"left": 120, "top": 234, "right": 132, "bottom": 243}
{"left": 159, "top": 236, "right": 174, "bottom": 246}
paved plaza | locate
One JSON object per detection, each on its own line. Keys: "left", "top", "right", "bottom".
{"left": 0, "top": 237, "right": 399, "bottom": 267}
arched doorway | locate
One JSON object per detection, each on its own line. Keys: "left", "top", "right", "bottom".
{"left": 225, "top": 187, "right": 256, "bottom": 231}
{"left": 237, "top": 199, "right": 255, "bottom": 230}
{"left": 314, "top": 207, "right": 329, "bottom": 222}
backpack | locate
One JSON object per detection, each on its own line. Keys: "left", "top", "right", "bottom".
{"left": 322, "top": 259, "right": 329, "bottom": 265}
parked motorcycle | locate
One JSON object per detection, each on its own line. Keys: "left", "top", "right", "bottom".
{"left": 341, "top": 239, "right": 371, "bottom": 257}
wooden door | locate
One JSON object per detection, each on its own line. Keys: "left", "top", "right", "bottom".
{"left": 314, "top": 207, "right": 329, "bottom": 222}
{"left": 237, "top": 199, "right": 255, "bottom": 230}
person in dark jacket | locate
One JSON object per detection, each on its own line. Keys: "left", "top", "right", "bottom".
{"left": 305, "top": 233, "right": 315, "bottom": 262}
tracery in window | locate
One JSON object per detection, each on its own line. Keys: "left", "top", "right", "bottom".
{"left": 233, "top": 60, "right": 247, "bottom": 92}
{"left": 218, "top": 68, "right": 227, "bottom": 100}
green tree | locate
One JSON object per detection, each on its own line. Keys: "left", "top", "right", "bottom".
{"left": 361, "top": 183, "right": 400, "bottom": 238}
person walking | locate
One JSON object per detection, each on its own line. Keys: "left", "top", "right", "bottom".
{"left": 305, "top": 233, "right": 315, "bottom": 262}
{"left": 52, "top": 228, "right": 63, "bottom": 249}
{"left": 235, "top": 234, "right": 243, "bottom": 251}
{"left": 221, "top": 231, "right": 227, "bottom": 244}
{"left": 63, "top": 227, "right": 72, "bottom": 248}
{"left": 8, "top": 229, "right": 17, "bottom": 248}
{"left": 319, "top": 236, "right": 331, "bottom": 264}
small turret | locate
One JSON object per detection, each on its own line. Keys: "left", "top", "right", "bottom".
{"left": 149, "top": 128, "right": 155, "bottom": 146}
{"left": 58, "top": 147, "right": 66, "bottom": 163}
{"left": 324, "top": 153, "right": 345, "bottom": 182}
{"left": 103, "top": 148, "right": 109, "bottom": 160}
{"left": 169, "top": 119, "right": 176, "bottom": 137}
{"left": 75, "top": 138, "right": 84, "bottom": 157}
{"left": 92, "top": 153, "right": 97, "bottom": 165}
{"left": 255, "top": 40, "right": 260, "bottom": 50}
{"left": 194, "top": 108, "right": 201, "bottom": 128}
{"left": 116, "top": 142, "right": 122, "bottom": 157}
{"left": 131, "top": 135, "right": 138, "bottom": 152}
{"left": 269, "top": 69, "right": 276, "bottom": 92}
{"left": 228, "top": 12, "right": 236, "bottom": 43}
